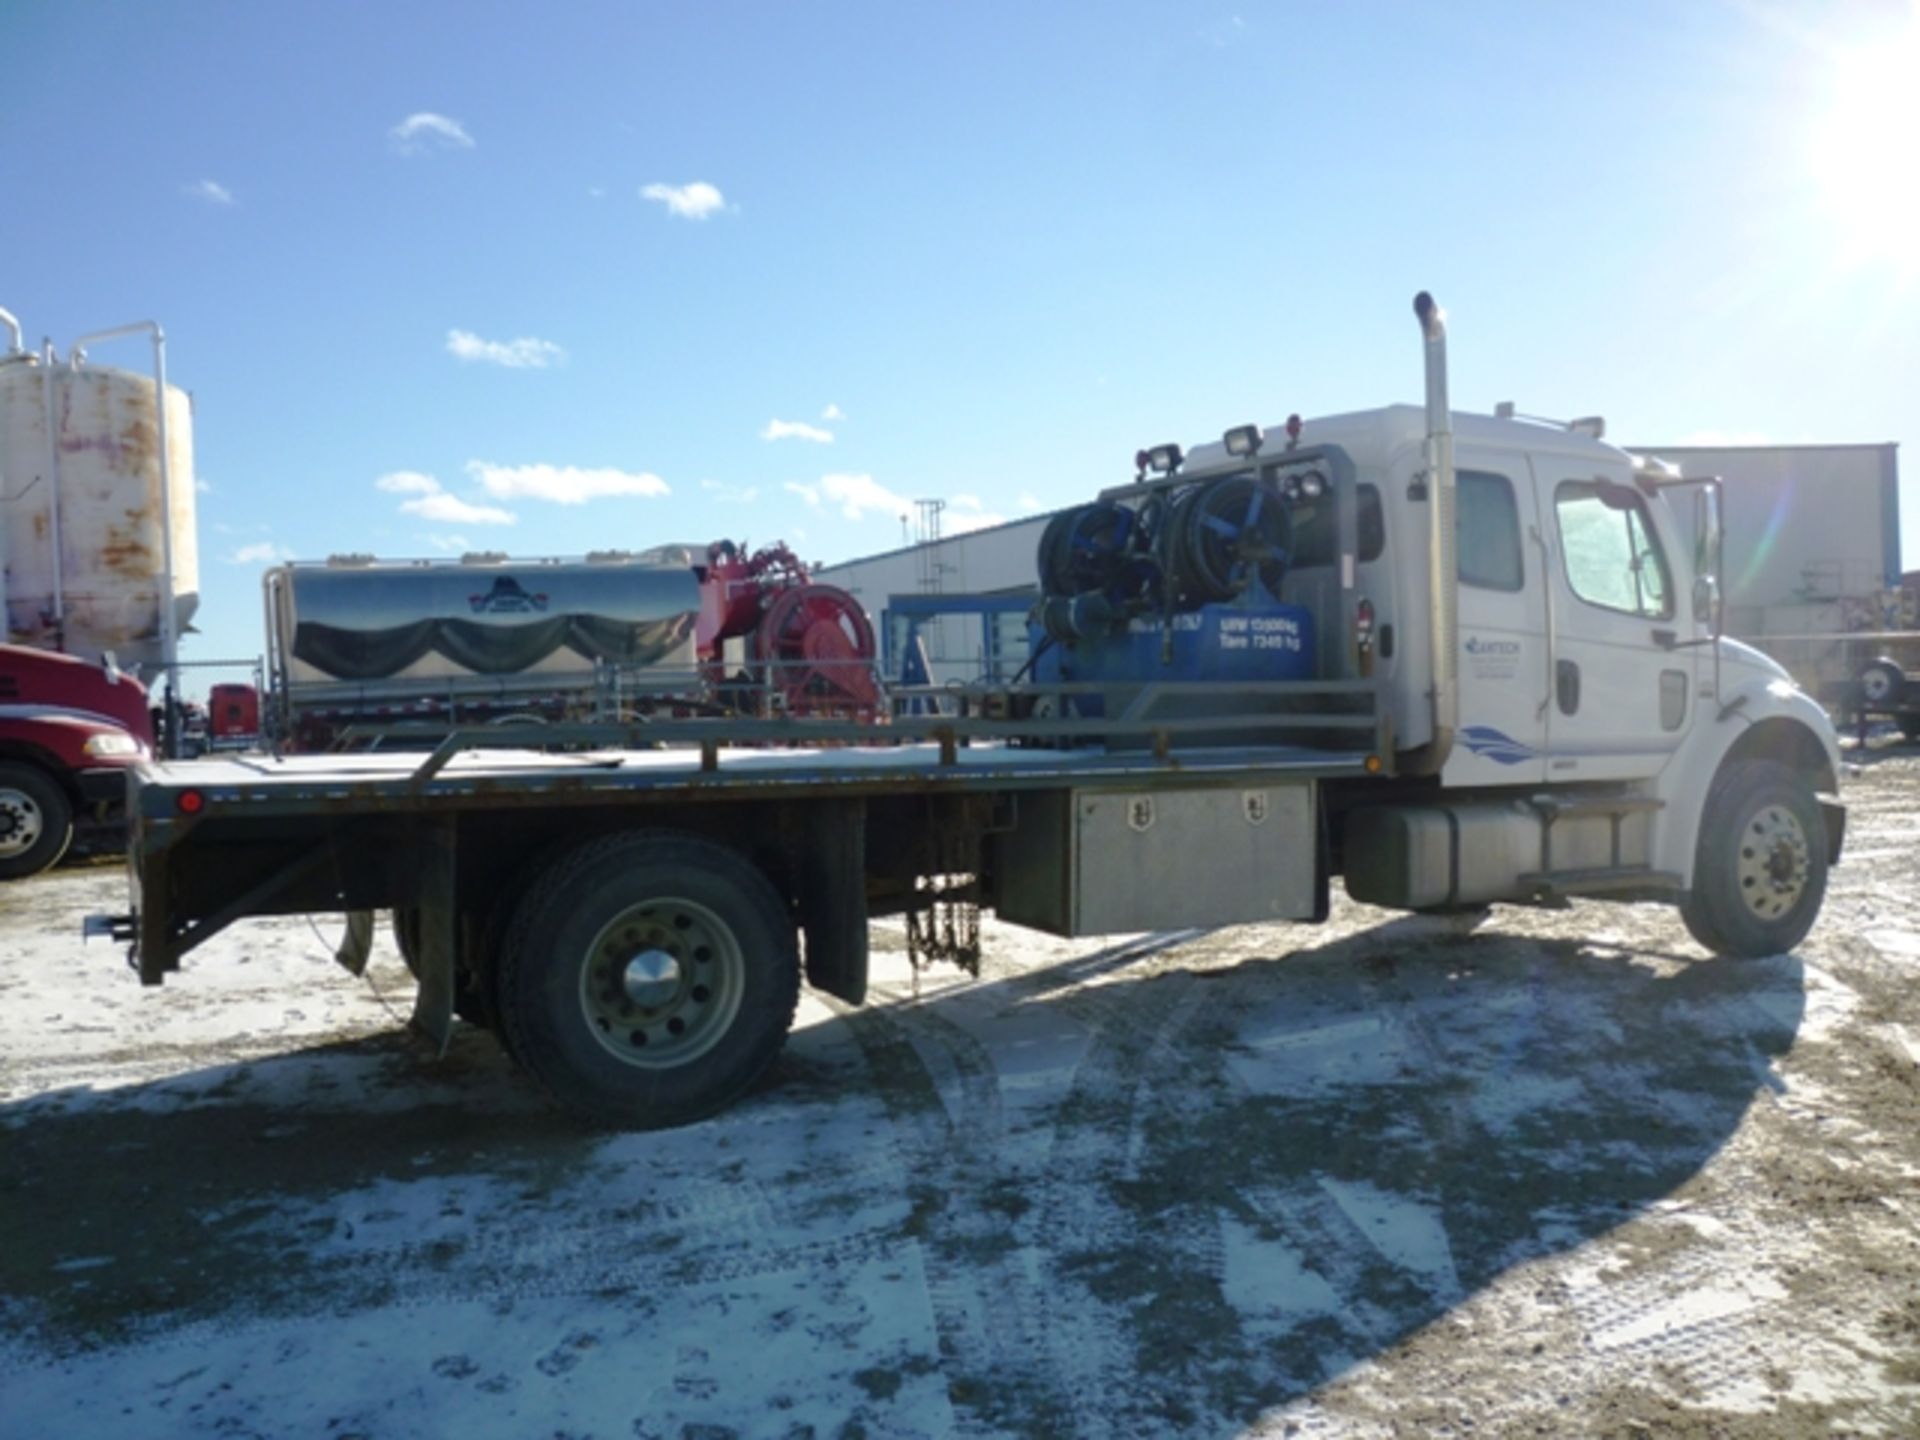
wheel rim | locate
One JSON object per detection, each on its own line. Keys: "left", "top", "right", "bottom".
{"left": 1735, "top": 804, "right": 1811, "bottom": 921}
{"left": 577, "top": 897, "right": 746, "bottom": 1068}
{"left": 0, "top": 786, "right": 44, "bottom": 859}
{"left": 1862, "top": 668, "right": 1894, "bottom": 703}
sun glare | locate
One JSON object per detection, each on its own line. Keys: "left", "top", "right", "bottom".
{"left": 1809, "top": 11, "right": 1920, "bottom": 281}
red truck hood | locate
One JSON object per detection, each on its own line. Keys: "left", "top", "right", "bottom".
{"left": 0, "top": 644, "right": 153, "bottom": 742}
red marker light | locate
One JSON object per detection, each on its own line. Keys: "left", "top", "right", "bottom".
{"left": 177, "top": 789, "right": 206, "bottom": 816}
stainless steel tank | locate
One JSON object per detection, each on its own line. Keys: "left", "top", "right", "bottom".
{"left": 268, "top": 558, "right": 702, "bottom": 690}
{"left": 0, "top": 343, "right": 198, "bottom": 672}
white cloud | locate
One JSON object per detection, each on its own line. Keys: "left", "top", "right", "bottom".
{"left": 376, "top": 470, "right": 444, "bottom": 496}
{"left": 821, "top": 403, "right": 845, "bottom": 422}
{"left": 446, "top": 329, "right": 567, "bottom": 369}
{"left": 700, "top": 479, "right": 761, "bottom": 504}
{"left": 423, "top": 534, "right": 471, "bottom": 553}
{"left": 761, "top": 418, "right": 834, "bottom": 445}
{"left": 389, "top": 112, "right": 475, "bottom": 155}
{"left": 401, "top": 492, "right": 517, "bottom": 525}
{"left": 641, "top": 181, "right": 726, "bottom": 220}
{"left": 375, "top": 470, "right": 514, "bottom": 523}
{"left": 1017, "top": 492, "right": 1043, "bottom": 512}
{"left": 195, "top": 478, "right": 213, "bottom": 494}
{"left": 228, "top": 541, "right": 293, "bottom": 565}
{"left": 807, "top": 473, "right": 912, "bottom": 523}
{"left": 467, "top": 460, "right": 669, "bottom": 504}
{"left": 184, "top": 179, "right": 234, "bottom": 206}
{"left": 587, "top": 186, "right": 607, "bottom": 199}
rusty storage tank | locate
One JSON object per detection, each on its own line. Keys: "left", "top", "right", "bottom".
{"left": 0, "top": 310, "right": 199, "bottom": 673}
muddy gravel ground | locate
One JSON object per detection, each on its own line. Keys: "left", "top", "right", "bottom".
{"left": 2, "top": 747, "right": 1918, "bottom": 1438}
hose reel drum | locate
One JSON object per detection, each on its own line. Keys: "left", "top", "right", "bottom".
{"left": 1034, "top": 474, "right": 1295, "bottom": 641}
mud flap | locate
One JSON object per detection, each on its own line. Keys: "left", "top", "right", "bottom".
{"left": 409, "top": 820, "right": 458, "bottom": 1057}
{"left": 334, "top": 911, "right": 375, "bottom": 976}
{"left": 799, "top": 797, "right": 868, "bottom": 1005}
{"left": 1819, "top": 795, "right": 1846, "bottom": 866}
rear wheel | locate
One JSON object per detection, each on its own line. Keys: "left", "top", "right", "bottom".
{"left": 1681, "top": 760, "right": 1828, "bottom": 958}
{"left": 0, "top": 763, "right": 74, "bottom": 881}
{"left": 498, "top": 831, "right": 800, "bottom": 1128}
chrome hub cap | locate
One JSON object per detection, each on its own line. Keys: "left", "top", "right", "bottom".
{"left": 622, "top": 950, "right": 682, "bottom": 1007}
{"left": 1737, "top": 805, "right": 1810, "bottom": 920}
{"left": 1862, "top": 669, "right": 1894, "bottom": 703}
{"left": 0, "top": 789, "right": 43, "bottom": 859}
{"left": 579, "top": 899, "right": 745, "bottom": 1068}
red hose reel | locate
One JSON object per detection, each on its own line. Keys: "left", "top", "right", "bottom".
{"left": 698, "top": 541, "right": 881, "bottom": 720}
{"left": 753, "top": 584, "right": 880, "bottom": 718}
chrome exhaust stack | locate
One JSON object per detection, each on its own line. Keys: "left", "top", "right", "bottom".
{"left": 1413, "top": 291, "right": 1457, "bottom": 771}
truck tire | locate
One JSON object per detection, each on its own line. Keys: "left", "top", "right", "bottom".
{"left": 1858, "top": 659, "right": 1905, "bottom": 709}
{"left": 1680, "top": 760, "right": 1828, "bottom": 959}
{"left": 497, "top": 831, "right": 800, "bottom": 1128}
{"left": 0, "top": 762, "right": 75, "bottom": 881}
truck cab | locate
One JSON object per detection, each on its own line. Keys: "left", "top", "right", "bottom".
{"left": 1167, "top": 398, "right": 1842, "bottom": 954}
{"left": 0, "top": 644, "right": 152, "bottom": 879}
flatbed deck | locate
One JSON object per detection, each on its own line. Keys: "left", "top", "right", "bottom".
{"left": 131, "top": 736, "right": 1383, "bottom": 817}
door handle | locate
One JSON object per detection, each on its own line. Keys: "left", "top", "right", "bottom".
{"left": 1557, "top": 659, "right": 1581, "bottom": 715}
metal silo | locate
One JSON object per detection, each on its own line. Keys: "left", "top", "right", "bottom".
{"left": 0, "top": 308, "right": 198, "bottom": 678}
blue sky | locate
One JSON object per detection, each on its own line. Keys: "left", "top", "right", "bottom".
{"left": 6, "top": 0, "right": 1917, "bottom": 676}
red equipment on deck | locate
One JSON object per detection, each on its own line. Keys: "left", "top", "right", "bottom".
{"left": 696, "top": 541, "right": 881, "bottom": 720}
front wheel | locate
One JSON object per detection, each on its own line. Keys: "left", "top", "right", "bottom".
{"left": 0, "top": 762, "right": 75, "bottom": 881}
{"left": 498, "top": 831, "right": 800, "bottom": 1128}
{"left": 1681, "top": 760, "right": 1828, "bottom": 958}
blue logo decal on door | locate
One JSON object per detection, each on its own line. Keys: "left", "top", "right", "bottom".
{"left": 1460, "top": 725, "right": 1537, "bottom": 766}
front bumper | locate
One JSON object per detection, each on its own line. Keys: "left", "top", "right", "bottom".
{"left": 77, "top": 766, "right": 134, "bottom": 810}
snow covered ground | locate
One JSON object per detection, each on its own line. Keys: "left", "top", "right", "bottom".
{"left": 3, "top": 745, "right": 1918, "bottom": 1438}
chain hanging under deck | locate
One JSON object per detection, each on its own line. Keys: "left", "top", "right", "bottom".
{"left": 906, "top": 804, "right": 982, "bottom": 977}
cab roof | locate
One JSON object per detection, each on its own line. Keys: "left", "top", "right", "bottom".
{"left": 1178, "top": 404, "right": 1630, "bottom": 478}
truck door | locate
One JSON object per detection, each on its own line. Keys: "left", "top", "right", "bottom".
{"left": 1540, "top": 475, "right": 1691, "bottom": 781}
{"left": 1445, "top": 461, "right": 1550, "bottom": 785}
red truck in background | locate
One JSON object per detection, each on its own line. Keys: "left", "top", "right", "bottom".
{"left": 0, "top": 644, "right": 151, "bottom": 879}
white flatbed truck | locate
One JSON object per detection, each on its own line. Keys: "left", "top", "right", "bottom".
{"left": 93, "top": 295, "right": 1846, "bottom": 1128}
